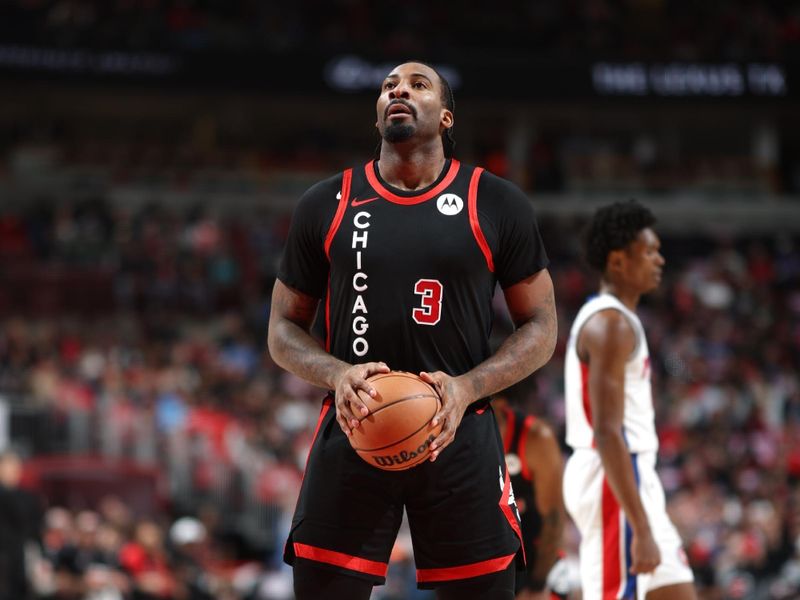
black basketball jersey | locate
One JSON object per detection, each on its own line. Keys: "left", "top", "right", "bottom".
{"left": 278, "top": 159, "right": 548, "bottom": 377}
{"left": 500, "top": 406, "right": 541, "bottom": 566}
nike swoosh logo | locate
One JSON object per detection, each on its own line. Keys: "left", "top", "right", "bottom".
{"left": 351, "top": 196, "right": 379, "bottom": 207}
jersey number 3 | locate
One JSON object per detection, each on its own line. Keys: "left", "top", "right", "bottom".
{"left": 412, "top": 279, "right": 442, "bottom": 326}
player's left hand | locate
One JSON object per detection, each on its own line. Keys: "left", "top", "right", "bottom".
{"left": 418, "top": 371, "right": 472, "bottom": 461}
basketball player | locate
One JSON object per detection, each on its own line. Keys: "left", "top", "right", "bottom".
{"left": 491, "top": 394, "right": 568, "bottom": 600}
{"left": 562, "top": 200, "right": 695, "bottom": 600}
{"left": 267, "top": 61, "right": 557, "bottom": 600}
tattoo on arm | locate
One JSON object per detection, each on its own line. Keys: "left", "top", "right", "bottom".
{"left": 268, "top": 283, "right": 348, "bottom": 390}
{"left": 464, "top": 283, "right": 557, "bottom": 399}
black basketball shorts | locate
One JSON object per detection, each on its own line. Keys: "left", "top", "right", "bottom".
{"left": 283, "top": 395, "right": 524, "bottom": 589}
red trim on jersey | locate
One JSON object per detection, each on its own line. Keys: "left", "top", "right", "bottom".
{"left": 519, "top": 415, "right": 536, "bottom": 481}
{"left": 293, "top": 542, "right": 388, "bottom": 578}
{"left": 324, "top": 169, "right": 352, "bottom": 259}
{"left": 501, "top": 406, "right": 515, "bottom": 453}
{"left": 580, "top": 361, "right": 597, "bottom": 448}
{"left": 364, "top": 159, "right": 460, "bottom": 205}
{"left": 416, "top": 552, "right": 516, "bottom": 583}
{"left": 324, "top": 273, "right": 332, "bottom": 352}
{"left": 601, "top": 477, "right": 622, "bottom": 600}
{"left": 467, "top": 168, "right": 495, "bottom": 272}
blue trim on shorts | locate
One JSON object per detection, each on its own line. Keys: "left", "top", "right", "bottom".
{"left": 622, "top": 450, "right": 640, "bottom": 599}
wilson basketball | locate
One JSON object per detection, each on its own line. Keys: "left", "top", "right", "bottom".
{"left": 349, "top": 371, "right": 442, "bottom": 471}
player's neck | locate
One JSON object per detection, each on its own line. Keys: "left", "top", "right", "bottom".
{"left": 599, "top": 282, "right": 640, "bottom": 311}
{"left": 377, "top": 144, "right": 446, "bottom": 192}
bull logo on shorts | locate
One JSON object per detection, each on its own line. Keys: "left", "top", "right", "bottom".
{"left": 499, "top": 466, "right": 521, "bottom": 522}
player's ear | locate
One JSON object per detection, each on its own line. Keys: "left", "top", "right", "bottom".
{"left": 441, "top": 109, "right": 453, "bottom": 130}
{"left": 607, "top": 249, "right": 625, "bottom": 274}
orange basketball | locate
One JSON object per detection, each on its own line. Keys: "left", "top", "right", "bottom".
{"left": 349, "top": 371, "right": 442, "bottom": 471}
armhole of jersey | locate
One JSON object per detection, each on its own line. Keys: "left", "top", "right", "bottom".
{"left": 614, "top": 308, "right": 642, "bottom": 360}
{"left": 323, "top": 169, "right": 352, "bottom": 353}
{"left": 519, "top": 415, "right": 536, "bottom": 481}
{"left": 575, "top": 305, "right": 641, "bottom": 364}
{"left": 324, "top": 270, "right": 332, "bottom": 353}
{"left": 467, "top": 167, "right": 495, "bottom": 273}
{"left": 323, "top": 169, "right": 352, "bottom": 259}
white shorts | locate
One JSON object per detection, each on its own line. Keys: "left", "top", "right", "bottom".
{"left": 563, "top": 449, "right": 693, "bottom": 600}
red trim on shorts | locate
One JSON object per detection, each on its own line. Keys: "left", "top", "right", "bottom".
{"left": 580, "top": 361, "right": 596, "bottom": 448}
{"left": 467, "top": 168, "right": 495, "bottom": 272}
{"left": 364, "top": 159, "right": 460, "bottom": 205}
{"left": 519, "top": 415, "right": 536, "bottom": 481}
{"left": 601, "top": 477, "right": 622, "bottom": 600}
{"left": 324, "top": 169, "right": 352, "bottom": 259}
{"left": 500, "top": 466, "right": 525, "bottom": 564}
{"left": 416, "top": 552, "right": 516, "bottom": 583}
{"left": 303, "top": 396, "right": 333, "bottom": 473}
{"left": 293, "top": 542, "right": 388, "bottom": 578}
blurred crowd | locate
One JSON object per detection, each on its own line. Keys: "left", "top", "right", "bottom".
{"left": 0, "top": 196, "right": 799, "bottom": 599}
{"left": 1, "top": 0, "right": 800, "bottom": 60}
{"left": 1, "top": 447, "right": 278, "bottom": 600}
{"left": 0, "top": 2, "right": 799, "bottom": 600}
{"left": 2, "top": 116, "right": 794, "bottom": 200}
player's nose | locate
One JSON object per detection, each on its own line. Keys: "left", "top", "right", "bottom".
{"left": 388, "top": 81, "right": 411, "bottom": 99}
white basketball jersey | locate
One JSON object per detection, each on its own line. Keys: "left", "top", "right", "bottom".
{"left": 564, "top": 293, "right": 658, "bottom": 453}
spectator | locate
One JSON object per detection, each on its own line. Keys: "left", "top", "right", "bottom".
{"left": 0, "top": 448, "right": 44, "bottom": 600}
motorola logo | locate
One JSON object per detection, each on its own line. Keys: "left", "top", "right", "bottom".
{"left": 436, "top": 194, "right": 463, "bottom": 216}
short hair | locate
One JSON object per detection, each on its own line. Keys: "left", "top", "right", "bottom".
{"left": 583, "top": 199, "right": 656, "bottom": 272}
{"left": 375, "top": 60, "right": 456, "bottom": 158}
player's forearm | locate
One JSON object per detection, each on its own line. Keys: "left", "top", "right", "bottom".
{"left": 594, "top": 429, "right": 651, "bottom": 533}
{"left": 267, "top": 318, "right": 350, "bottom": 391}
{"left": 458, "top": 307, "right": 557, "bottom": 401}
{"left": 530, "top": 506, "right": 563, "bottom": 586}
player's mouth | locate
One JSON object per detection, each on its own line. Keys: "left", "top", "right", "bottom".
{"left": 386, "top": 102, "right": 415, "bottom": 119}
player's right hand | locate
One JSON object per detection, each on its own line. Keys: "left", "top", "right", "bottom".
{"left": 419, "top": 371, "right": 473, "bottom": 461}
{"left": 629, "top": 528, "right": 661, "bottom": 574}
{"left": 334, "top": 362, "right": 390, "bottom": 435}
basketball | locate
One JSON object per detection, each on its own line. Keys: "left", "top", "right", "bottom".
{"left": 348, "top": 371, "right": 442, "bottom": 471}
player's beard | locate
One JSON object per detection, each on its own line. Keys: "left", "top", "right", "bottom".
{"left": 382, "top": 122, "right": 416, "bottom": 144}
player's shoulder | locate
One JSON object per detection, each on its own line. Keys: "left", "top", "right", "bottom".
{"left": 470, "top": 167, "right": 534, "bottom": 213}
{"left": 288, "top": 170, "right": 349, "bottom": 222}
{"left": 580, "top": 308, "right": 637, "bottom": 356}
{"left": 299, "top": 170, "right": 346, "bottom": 204}
{"left": 523, "top": 415, "right": 562, "bottom": 465}
{"left": 473, "top": 167, "right": 526, "bottom": 196}
{"left": 527, "top": 416, "right": 557, "bottom": 441}
{"left": 583, "top": 306, "right": 635, "bottom": 334}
